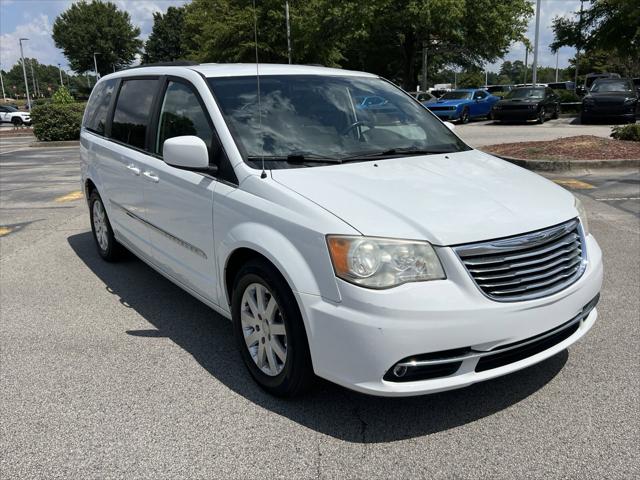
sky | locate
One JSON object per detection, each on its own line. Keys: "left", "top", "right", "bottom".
{"left": 0, "top": 0, "right": 582, "bottom": 73}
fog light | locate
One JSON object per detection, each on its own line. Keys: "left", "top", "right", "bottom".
{"left": 392, "top": 365, "right": 408, "bottom": 377}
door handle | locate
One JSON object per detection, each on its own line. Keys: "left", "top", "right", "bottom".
{"left": 142, "top": 171, "right": 159, "bottom": 183}
{"left": 126, "top": 164, "right": 141, "bottom": 175}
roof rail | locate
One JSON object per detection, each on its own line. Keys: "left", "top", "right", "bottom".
{"left": 124, "top": 60, "right": 199, "bottom": 70}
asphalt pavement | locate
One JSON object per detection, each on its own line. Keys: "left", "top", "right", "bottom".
{"left": 1, "top": 136, "right": 639, "bottom": 479}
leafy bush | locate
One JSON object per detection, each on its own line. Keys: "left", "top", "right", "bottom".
{"left": 554, "top": 90, "right": 581, "bottom": 103}
{"left": 31, "top": 103, "right": 86, "bottom": 141}
{"left": 610, "top": 123, "right": 640, "bottom": 141}
{"left": 51, "top": 86, "right": 75, "bottom": 104}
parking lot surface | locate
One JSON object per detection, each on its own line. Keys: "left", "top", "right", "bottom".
{"left": 1, "top": 139, "right": 639, "bottom": 479}
{"left": 456, "top": 117, "right": 618, "bottom": 147}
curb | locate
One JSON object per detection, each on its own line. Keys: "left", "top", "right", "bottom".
{"left": 494, "top": 154, "right": 640, "bottom": 171}
{"left": 30, "top": 140, "right": 80, "bottom": 148}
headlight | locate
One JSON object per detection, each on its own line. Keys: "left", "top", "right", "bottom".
{"left": 326, "top": 236, "right": 446, "bottom": 288}
{"left": 575, "top": 197, "right": 590, "bottom": 236}
{"left": 623, "top": 97, "right": 636, "bottom": 104}
{"left": 528, "top": 104, "right": 536, "bottom": 109}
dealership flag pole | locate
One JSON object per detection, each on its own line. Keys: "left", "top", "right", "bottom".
{"left": 285, "top": 1, "right": 292, "bottom": 64}
{"left": 0, "top": 70, "right": 6, "bottom": 101}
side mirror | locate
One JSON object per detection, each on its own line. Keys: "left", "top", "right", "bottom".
{"left": 163, "top": 135, "right": 211, "bottom": 171}
{"left": 444, "top": 121, "right": 455, "bottom": 131}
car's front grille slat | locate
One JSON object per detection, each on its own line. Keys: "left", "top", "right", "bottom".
{"left": 473, "top": 252, "right": 582, "bottom": 280}
{"left": 454, "top": 219, "right": 586, "bottom": 301}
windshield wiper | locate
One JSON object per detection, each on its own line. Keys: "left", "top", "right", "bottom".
{"left": 341, "top": 147, "right": 454, "bottom": 161}
{"left": 248, "top": 154, "right": 342, "bottom": 164}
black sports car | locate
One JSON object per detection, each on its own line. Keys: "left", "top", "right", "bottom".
{"left": 581, "top": 78, "right": 638, "bottom": 124}
{"left": 491, "top": 87, "right": 560, "bottom": 124}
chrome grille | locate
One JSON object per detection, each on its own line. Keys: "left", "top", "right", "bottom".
{"left": 454, "top": 219, "right": 586, "bottom": 302}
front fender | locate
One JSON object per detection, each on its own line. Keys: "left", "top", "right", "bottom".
{"left": 218, "top": 222, "right": 341, "bottom": 306}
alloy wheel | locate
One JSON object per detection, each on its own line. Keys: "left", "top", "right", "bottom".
{"left": 240, "top": 283, "right": 287, "bottom": 376}
{"left": 92, "top": 199, "right": 109, "bottom": 251}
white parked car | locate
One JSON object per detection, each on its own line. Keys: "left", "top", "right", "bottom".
{"left": 0, "top": 105, "right": 31, "bottom": 125}
{"left": 80, "top": 64, "right": 603, "bottom": 397}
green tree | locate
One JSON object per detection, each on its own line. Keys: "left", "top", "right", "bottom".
{"left": 143, "top": 6, "right": 188, "bottom": 63}
{"left": 551, "top": 0, "right": 640, "bottom": 79}
{"left": 52, "top": 0, "right": 142, "bottom": 75}
{"left": 183, "top": 0, "right": 532, "bottom": 90}
{"left": 458, "top": 71, "right": 485, "bottom": 88}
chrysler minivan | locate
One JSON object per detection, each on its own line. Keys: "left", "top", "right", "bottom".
{"left": 80, "top": 63, "right": 603, "bottom": 397}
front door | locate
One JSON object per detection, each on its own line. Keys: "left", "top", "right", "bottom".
{"left": 143, "top": 79, "right": 219, "bottom": 303}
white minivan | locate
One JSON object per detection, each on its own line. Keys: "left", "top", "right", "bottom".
{"left": 80, "top": 63, "right": 603, "bottom": 397}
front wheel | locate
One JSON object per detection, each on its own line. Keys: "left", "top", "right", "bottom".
{"left": 459, "top": 107, "right": 470, "bottom": 124}
{"left": 11, "top": 117, "right": 23, "bottom": 126}
{"left": 537, "top": 107, "right": 546, "bottom": 124}
{"left": 232, "top": 259, "right": 314, "bottom": 397}
{"left": 552, "top": 104, "right": 560, "bottom": 119}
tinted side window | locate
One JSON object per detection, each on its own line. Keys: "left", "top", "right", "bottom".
{"left": 155, "top": 81, "right": 214, "bottom": 156}
{"left": 111, "top": 79, "right": 157, "bottom": 150}
{"left": 83, "top": 78, "right": 116, "bottom": 135}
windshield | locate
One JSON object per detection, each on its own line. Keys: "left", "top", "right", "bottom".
{"left": 504, "top": 88, "right": 544, "bottom": 99}
{"left": 4, "top": 106, "right": 18, "bottom": 112}
{"left": 208, "top": 75, "right": 468, "bottom": 167}
{"left": 440, "top": 91, "right": 472, "bottom": 100}
{"left": 590, "top": 80, "right": 632, "bottom": 93}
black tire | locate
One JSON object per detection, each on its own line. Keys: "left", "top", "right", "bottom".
{"left": 11, "top": 117, "right": 23, "bottom": 126}
{"left": 580, "top": 114, "right": 589, "bottom": 124}
{"left": 460, "top": 107, "right": 470, "bottom": 124}
{"left": 537, "top": 107, "right": 546, "bottom": 124}
{"left": 552, "top": 104, "right": 560, "bottom": 119}
{"left": 487, "top": 110, "right": 494, "bottom": 121}
{"left": 88, "top": 190, "right": 123, "bottom": 262}
{"left": 231, "top": 259, "right": 314, "bottom": 397}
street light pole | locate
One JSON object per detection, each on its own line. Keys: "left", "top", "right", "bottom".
{"left": 0, "top": 70, "right": 6, "bottom": 102}
{"left": 285, "top": 2, "right": 292, "bottom": 64}
{"left": 58, "top": 63, "right": 64, "bottom": 86}
{"left": 18, "top": 38, "right": 31, "bottom": 109}
{"left": 93, "top": 52, "right": 100, "bottom": 79}
{"left": 555, "top": 50, "right": 559, "bottom": 82}
{"left": 422, "top": 42, "right": 428, "bottom": 91}
{"left": 523, "top": 46, "right": 528, "bottom": 84}
{"left": 531, "top": 0, "right": 541, "bottom": 86}
{"left": 29, "top": 59, "right": 38, "bottom": 97}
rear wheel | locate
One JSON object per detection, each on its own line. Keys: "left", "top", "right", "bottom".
{"left": 552, "top": 104, "right": 560, "bottom": 119}
{"left": 89, "top": 190, "right": 123, "bottom": 261}
{"left": 232, "top": 259, "right": 314, "bottom": 397}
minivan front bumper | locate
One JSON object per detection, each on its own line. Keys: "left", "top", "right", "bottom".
{"left": 297, "top": 234, "right": 603, "bottom": 396}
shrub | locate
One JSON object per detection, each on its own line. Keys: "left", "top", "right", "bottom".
{"left": 31, "top": 103, "right": 86, "bottom": 141}
{"left": 610, "top": 124, "right": 640, "bottom": 141}
{"left": 51, "top": 86, "right": 75, "bottom": 104}
{"left": 554, "top": 89, "right": 581, "bottom": 103}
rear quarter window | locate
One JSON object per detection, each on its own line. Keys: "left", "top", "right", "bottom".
{"left": 83, "top": 79, "right": 117, "bottom": 135}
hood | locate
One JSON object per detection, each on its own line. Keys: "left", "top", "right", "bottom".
{"left": 433, "top": 98, "right": 469, "bottom": 107}
{"left": 271, "top": 150, "right": 577, "bottom": 246}
{"left": 498, "top": 98, "right": 540, "bottom": 105}
{"left": 586, "top": 92, "right": 633, "bottom": 103}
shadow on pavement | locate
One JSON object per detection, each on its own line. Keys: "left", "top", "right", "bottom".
{"left": 68, "top": 231, "right": 568, "bottom": 444}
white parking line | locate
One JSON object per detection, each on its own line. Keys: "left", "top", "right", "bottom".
{"left": 596, "top": 197, "right": 640, "bottom": 201}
